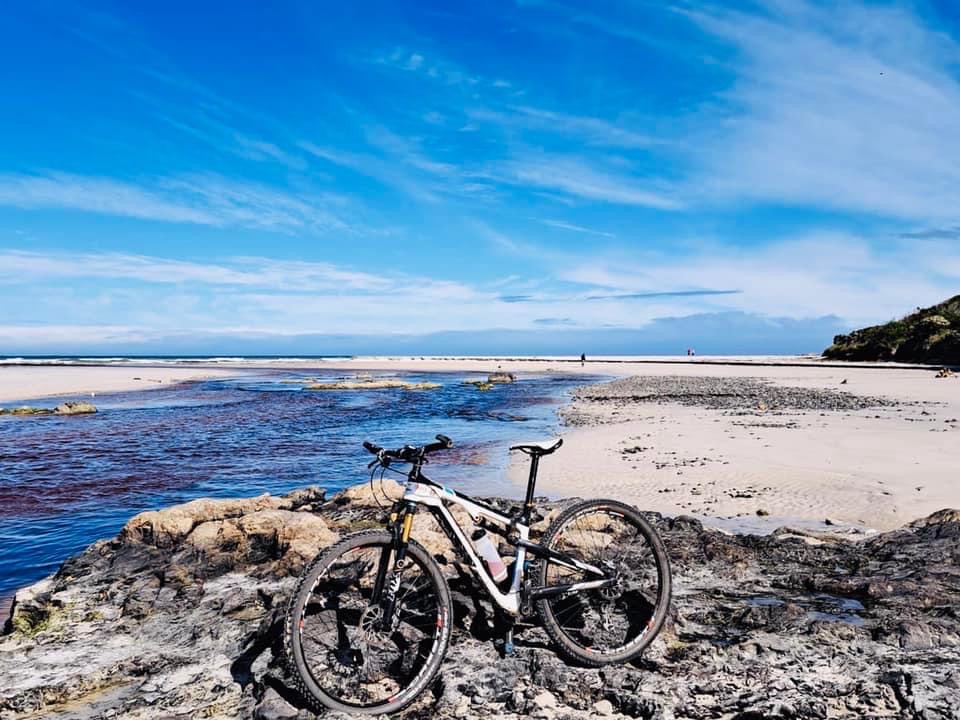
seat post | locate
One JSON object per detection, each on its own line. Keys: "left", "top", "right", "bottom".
{"left": 522, "top": 453, "right": 540, "bottom": 524}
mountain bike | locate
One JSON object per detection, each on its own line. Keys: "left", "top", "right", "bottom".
{"left": 284, "top": 434, "right": 672, "bottom": 715}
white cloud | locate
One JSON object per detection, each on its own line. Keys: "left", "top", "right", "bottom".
{"left": 406, "top": 53, "right": 424, "bottom": 70}
{"left": 556, "top": 233, "right": 960, "bottom": 327}
{"left": 374, "top": 47, "right": 482, "bottom": 87}
{"left": 232, "top": 134, "right": 307, "bottom": 170}
{"left": 0, "top": 173, "right": 216, "bottom": 225}
{"left": 0, "top": 172, "right": 348, "bottom": 232}
{"left": 540, "top": 219, "right": 615, "bottom": 238}
{"left": 4, "top": 233, "right": 956, "bottom": 342}
{"left": 301, "top": 127, "right": 499, "bottom": 203}
{"left": 685, "top": 1, "right": 960, "bottom": 221}
{"left": 0, "top": 251, "right": 388, "bottom": 292}
{"left": 469, "top": 105, "right": 660, "bottom": 149}
{"left": 498, "top": 154, "right": 681, "bottom": 209}
{"left": 0, "top": 324, "right": 153, "bottom": 345}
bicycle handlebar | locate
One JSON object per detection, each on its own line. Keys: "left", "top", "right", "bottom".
{"left": 363, "top": 434, "right": 453, "bottom": 463}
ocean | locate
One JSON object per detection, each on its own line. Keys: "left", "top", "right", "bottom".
{"left": 0, "top": 369, "right": 597, "bottom": 597}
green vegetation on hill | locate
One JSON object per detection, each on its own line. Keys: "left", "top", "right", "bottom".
{"left": 823, "top": 295, "right": 960, "bottom": 364}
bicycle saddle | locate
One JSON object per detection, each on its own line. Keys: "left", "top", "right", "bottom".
{"left": 509, "top": 438, "right": 563, "bottom": 455}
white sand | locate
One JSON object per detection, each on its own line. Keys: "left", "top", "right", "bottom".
{"left": 505, "top": 363, "right": 960, "bottom": 532}
{"left": 0, "top": 365, "right": 237, "bottom": 403}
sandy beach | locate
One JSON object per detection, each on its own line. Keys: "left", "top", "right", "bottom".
{"left": 502, "top": 361, "right": 959, "bottom": 533}
{"left": 0, "top": 365, "right": 239, "bottom": 403}
{"left": 2, "top": 356, "right": 956, "bottom": 533}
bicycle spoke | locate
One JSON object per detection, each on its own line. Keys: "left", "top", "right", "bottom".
{"left": 294, "top": 540, "right": 446, "bottom": 709}
{"left": 543, "top": 508, "right": 663, "bottom": 654}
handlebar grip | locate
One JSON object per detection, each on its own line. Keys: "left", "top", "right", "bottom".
{"left": 363, "top": 441, "right": 382, "bottom": 455}
{"left": 422, "top": 435, "right": 454, "bottom": 455}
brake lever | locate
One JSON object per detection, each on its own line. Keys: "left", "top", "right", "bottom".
{"left": 367, "top": 452, "right": 391, "bottom": 470}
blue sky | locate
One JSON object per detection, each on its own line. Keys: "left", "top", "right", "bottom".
{"left": 1, "top": 0, "right": 959, "bottom": 355}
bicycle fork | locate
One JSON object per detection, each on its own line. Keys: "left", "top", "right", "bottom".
{"left": 373, "top": 503, "right": 416, "bottom": 629}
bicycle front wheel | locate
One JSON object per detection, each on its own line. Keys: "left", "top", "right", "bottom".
{"left": 536, "top": 499, "right": 671, "bottom": 666}
{"left": 285, "top": 530, "right": 453, "bottom": 715}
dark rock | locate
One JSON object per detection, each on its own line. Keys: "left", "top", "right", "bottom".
{"left": 1, "top": 487, "right": 959, "bottom": 719}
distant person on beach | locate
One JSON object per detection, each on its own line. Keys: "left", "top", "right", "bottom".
{"left": 580, "top": 353, "right": 586, "bottom": 366}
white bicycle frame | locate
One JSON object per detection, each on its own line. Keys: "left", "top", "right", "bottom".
{"left": 402, "top": 479, "right": 609, "bottom": 616}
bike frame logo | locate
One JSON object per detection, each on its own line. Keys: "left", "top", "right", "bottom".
{"left": 386, "top": 559, "right": 405, "bottom": 603}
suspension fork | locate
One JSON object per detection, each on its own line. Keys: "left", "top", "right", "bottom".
{"left": 374, "top": 502, "right": 416, "bottom": 628}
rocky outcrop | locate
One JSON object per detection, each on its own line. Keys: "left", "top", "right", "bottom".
{"left": 304, "top": 379, "right": 441, "bottom": 390}
{"left": 488, "top": 372, "right": 517, "bottom": 384}
{"left": 54, "top": 401, "right": 98, "bottom": 415}
{"left": 824, "top": 295, "right": 960, "bottom": 364}
{"left": 2, "top": 486, "right": 959, "bottom": 720}
{"left": 0, "top": 406, "right": 50, "bottom": 416}
{"left": 0, "top": 401, "right": 98, "bottom": 416}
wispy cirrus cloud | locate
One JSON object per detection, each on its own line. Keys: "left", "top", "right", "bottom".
{"left": 0, "top": 173, "right": 214, "bottom": 225}
{"left": 0, "top": 172, "right": 348, "bottom": 232}
{"left": 150, "top": 107, "right": 307, "bottom": 170}
{"left": 540, "top": 219, "right": 615, "bottom": 239}
{"left": 496, "top": 154, "right": 680, "bottom": 209}
{"left": 302, "top": 126, "right": 497, "bottom": 203}
{"left": 683, "top": 1, "right": 960, "bottom": 222}
{"left": 232, "top": 134, "right": 308, "bottom": 170}
{"left": 468, "top": 105, "right": 660, "bottom": 150}
{"left": 372, "top": 47, "right": 512, "bottom": 92}
{"left": 0, "top": 250, "right": 388, "bottom": 291}
{"left": 300, "top": 141, "right": 444, "bottom": 203}
{"left": 497, "top": 288, "right": 740, "bottom": 304}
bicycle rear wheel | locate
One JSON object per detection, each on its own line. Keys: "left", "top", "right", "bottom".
{"left": 536, "top": 499, "right": 671, "bottom": 666}
{"left": 285, "top": 530, "right": 453, "bottom": 715}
